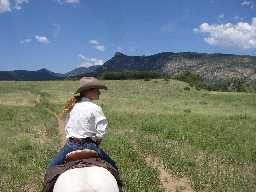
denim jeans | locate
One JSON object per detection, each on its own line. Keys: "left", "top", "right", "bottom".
{"left": 48, "top": 140, "right": 118, "bottom": 170}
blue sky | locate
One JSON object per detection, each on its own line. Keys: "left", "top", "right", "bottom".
{"left": 0, "top": 0, "right": 256, "bottom": 73}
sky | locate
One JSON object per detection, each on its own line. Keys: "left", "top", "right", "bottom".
{"left": 0, "top": 0, "right": 256, "bottom": 73}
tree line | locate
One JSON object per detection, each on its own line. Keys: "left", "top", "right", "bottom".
{"left": 65, "top": 70, "right": 256, "bottom": 93}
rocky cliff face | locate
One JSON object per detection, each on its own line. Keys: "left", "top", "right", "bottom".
{"left": 104, "top": 52, "right": 256, "bottom": 80}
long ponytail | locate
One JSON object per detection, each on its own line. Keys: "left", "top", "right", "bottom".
{"left": 62, "top": 95, "right": 82, "bottom": 114}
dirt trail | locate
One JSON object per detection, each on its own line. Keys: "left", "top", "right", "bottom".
{"left": 134, "top": 145, "right": 193, "bottom": 192}
{"left": 125, "top": 131, "right": 193, "bottom": 192}
{"left": 144, "top": 156, "right": 193, "bottom": 192}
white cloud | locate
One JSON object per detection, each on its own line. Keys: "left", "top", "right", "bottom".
{"left": 218, "top": 14, "right": 225, "bottom": 19}
{"left": 241, "top": 0, "right": 251, "bottom": 5}
{"left": 14, "top": 0, "right": 29, "bottom": 10}
{"left": 241, "top": 0, "right": 255, "bottom": 8}
{"left": 117, "top": 47, "right": 124, "bottom": 52}
{"left": 94, "top": 45, "right": 105, "bottom": 51}
{"left": 78, "top": 54, "right": 86, "bottom": 60}
{"left": 88, "top": 39, "right": 106, "bottom": 52}
{"left": 35, "top": 35, "right": 50, "bottom": 44}
{"left": 89, "top": 39, "right": 99, "bottom": 45}
{"left": 64, "top": 0, "right": 80, "bottom": 3}
{"left": 55, "top": 0, "right": 80, "bottom": 5}
{"left": 78, "top": 54, "right": 104, "bottom": 67}
{"left": 0, "top": 0, "right": 11, "bottom": 13}
{"left": 20, "top": 38, "right": 32, "bottom": 44}
{"left": 194, "top": 17, "right": 256, "bottom": 50}
{"left": 0, "top": 0, "right": 30, "bottom": 13}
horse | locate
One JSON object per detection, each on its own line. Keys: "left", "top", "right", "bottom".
{"left": 52, "top": 149, "right": 120, "bottom": 192}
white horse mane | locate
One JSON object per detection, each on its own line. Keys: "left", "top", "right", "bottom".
{"left": 53, "top": 166, "right": 119, "bottom": 192}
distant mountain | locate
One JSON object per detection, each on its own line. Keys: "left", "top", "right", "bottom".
{"left": 0, "top": 66, "right": 103, "bottom": 81}
{"left": 65, "top": 65, "right": 103, "bottom": 78}
{"left": 1, "top": 51, "right": 256, "bottom": 81}
{"left": 0, "top": 68, "right": 65, "bottom": 81}
{"left": 103, "top": 52, "right": 256, "bottom": 81}
{"left": 103, "top": 52, "right": 172, "bottom": 72}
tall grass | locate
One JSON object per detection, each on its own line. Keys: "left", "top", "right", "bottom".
{"left": 0, "top": 83, "right": 59, "bottom": 191}
{"left": 0, "top": 79, "right": 255, "bottom": 191}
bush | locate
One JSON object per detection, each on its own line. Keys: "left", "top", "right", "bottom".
{"left": 174, "top": 71, "right": 207, "bottom": 90}
{"left": 174, "top": 71, "right": 254, "bottom": 92}
{"left": 203, "top": 78, "right": 249, "bottom": 92}
{"left": 246, "top": 79, "right": 256, "bottom": 92}
{"left": 184, "top": 87, "right": 190, "bottom": 91}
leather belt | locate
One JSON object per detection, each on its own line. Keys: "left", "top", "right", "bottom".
{"left": 68, "top": 137, "right": 96, "bottom": 144}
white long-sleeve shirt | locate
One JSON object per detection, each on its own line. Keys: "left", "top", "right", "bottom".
{"left": 64, "top": 97, "right": 108, "bottom": 142}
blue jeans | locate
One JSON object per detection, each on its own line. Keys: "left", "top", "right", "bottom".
{"left": 48, "top": 140, "right": 118, "bottom": 170}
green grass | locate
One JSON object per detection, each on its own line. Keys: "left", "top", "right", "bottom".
{"left": 0, "top": 83, "right": 59, "bottom": 192}
{"left": 0, "top": 79, "right": 256, "bottom": 191}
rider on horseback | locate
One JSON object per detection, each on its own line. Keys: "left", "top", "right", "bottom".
{"left": 48, "top": 77, "right": 118, "bottom": 171}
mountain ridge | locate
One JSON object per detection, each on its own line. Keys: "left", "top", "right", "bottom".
{"left": 0, "top": 51, "right": 256, "bottom": 81}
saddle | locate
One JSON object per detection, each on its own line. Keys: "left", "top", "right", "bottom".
{"left": 43, "top": 150, "right": 123, "bottom": 192}
{"left": 65, "top": 149, "right": 98, "bottom": 162}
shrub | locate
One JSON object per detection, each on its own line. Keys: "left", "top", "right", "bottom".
{"left": 184, "top": 87, "right": 190, "bottom": 91}
{"left": 174, "top": 71, "right": 207, "bottom": 90}
{"left": 203, "top": 78, "right": 249, "bottom": 92}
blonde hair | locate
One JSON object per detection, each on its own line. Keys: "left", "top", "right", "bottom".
{"left": 63, "top": 95, "right": 82, "bottom": 114}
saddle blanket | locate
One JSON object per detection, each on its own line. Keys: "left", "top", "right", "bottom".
{"left": 42, "top": 157, "right": 123, "bottom": 192}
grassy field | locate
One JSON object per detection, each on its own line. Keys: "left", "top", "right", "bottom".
{"left": 0, "top": 79, "right": 255, "bottom": 191}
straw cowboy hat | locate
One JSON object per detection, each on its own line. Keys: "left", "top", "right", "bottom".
{"left": 75, "top": 77, "right": 107, "bottom": 94}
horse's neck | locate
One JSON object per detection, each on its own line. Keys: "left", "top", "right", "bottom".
{"left": 53, "top": 166, "right": 119, "bottom": 192}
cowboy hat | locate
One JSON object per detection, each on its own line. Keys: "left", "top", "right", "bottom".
{"left": 75, "top": 77, "right": 107, "bottom": 94}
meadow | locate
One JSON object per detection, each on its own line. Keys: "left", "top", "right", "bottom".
{"left": 0, "top": 79, "right": 255, "bottom": 192}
